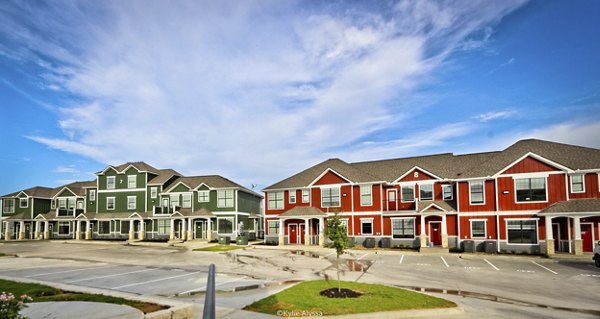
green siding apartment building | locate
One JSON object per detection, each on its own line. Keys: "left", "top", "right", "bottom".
{"left": 0, "top": 162, "right": 263, "bottom": 242}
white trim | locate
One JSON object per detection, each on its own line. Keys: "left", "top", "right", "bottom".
{"left": 98, "top": 188, "right": 146, "bottom": 193}
{"left": 468, "top": 180, "right": 486, "bottom": 205}
{"left": 164, "top": 181, "right": 192, "bottom": 193}
{"left": 106, "top": 176, "right": 116, "bottom": 190}
{"left": 581, "top": 222, "right": 595, "bottom": 252}
{"left": 150, "top": 187, "right": 158, "bottom": 199}
{"left": 419, "top": 183, "right": 434, "bottom": 201}
{"left": 19, "top": 198, "right": 28, "bottom": 208}
{"left": 320, "top": 186, "right": 341, "bottom": 208}
{"left": 569, "top": 174, "right": 586, "bottom": 193}
{"left": 289, "top": 190, "right": 296, "bottom": 204}
{"left": 182, "top": 193, "right": 192, "bottom": 208}
{"left": 505, "top": 218, "right": 539, "bottom": 245}
{"left": 514, "top": 176, "right": 548, "bottom": 204}
{"left": 198, "top": 190, "right": 210, "bottom": 203}
{"left": 390, "top": 217, "right": 416, "bottom": 239}
{"left": 89, "top": 189, "right": 96, "bottom": 201}
{"left": 301, "top": 189, "right": 310, "bottom": 203}
{"left": 428, "top": 221, "right": 443, "bottom": 246}
{"left": 267, "top": 191, "right": 284, "bottom": 210}
{"left": 106, "top": 197, "right": 116, "bottom": 210}
{"left": 127, "top": 196, "right": 136, "bottom": 210}
{"left": 308, "top": 168, "right": 352, "bottom": 187}
{"left": 52, "top": 186, "right": 76, "bottom": 199}
{"left": 360, "top": 185, "right": 372, "bottom": 206}
{"left": 287, "top": 223, "right": 302, "bottom": 244}
{"left": 359, "top": 218, "right": 374, "bottom": 235}
{"left": 442, "top": 184, "right": 453, "bottom": 201}
{"left": 393, "top": 166, "right": 443, "bottom": 183}
{"left": 420, "top": 202, "right": 448, "bottom": 213}
{"left": 216, "top": 189, "right": 234, "bottom": 208}
{"left": 216, "top": 217, "right": 235, "bottom": 235}
{"left": 127, "top": 175, "right": 137, "bottom": 189}
{"left": 267, "top": 220, "right": 280, "bottom": 236}
{"left": 470, "top": 219, "right": 487, "bottom": 239}
{"left": 193, "top": 183, "right": 214, "bottom": 191}
{"left": 459, "top": 210, "right": 539, "bottom": 216}
{"left": 495, "top": 152, "right": 573, "bottom": 177}
{"left": 500, "top": 171, "right": 562, "bottom": 178}
{"left": 400, "top": 185, "right": 414, "bottom": 203}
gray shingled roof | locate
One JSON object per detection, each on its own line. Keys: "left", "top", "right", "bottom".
{"left": 97, "top": 161, "right": 161, "bottom": 174}
{"left": 178, "top": 207, "right": 214, "bottom": 217}
{"left": 417, "top": 200, "right": 457, "bottom": 212}
{"left": 1, "top": 186, "right": 55, "bottom": 199}
{"left": 148, "top": 169, "right": 181, "bottom": 185}
{"left": 539, "top": 199, "right": 600, "bottom": 214}
{"left": 279, "top": 206, "right": 326, "bottom": 217}
{"left": 165, "top": 175, "right": 262, "bottom": 197}
{"left": 52, "top": 181, "right": 96, "bottom": 197}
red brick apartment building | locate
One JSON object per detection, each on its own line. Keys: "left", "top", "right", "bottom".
{"left": 263, "top": 139, "right": 600, "bottom": 255}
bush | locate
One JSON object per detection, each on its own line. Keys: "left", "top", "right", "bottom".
{"left": 0, "top": 292, "right": 32, "bottom": 319}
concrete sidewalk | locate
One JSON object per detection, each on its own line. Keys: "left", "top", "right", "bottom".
{"left": 22, "top": 301, "right": 143, "bottom": 319}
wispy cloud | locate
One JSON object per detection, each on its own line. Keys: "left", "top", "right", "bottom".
{"left": 1, "top": 0, "right": 527, "bottom": 186}
{"left": 484, "top": 57, "right": 516, "bottom": 76}
{"left": 53, "top": 165, "right": 79, "bottom": 174}
{"left": 473, "top": 110, "right": 516, "bottom": 122}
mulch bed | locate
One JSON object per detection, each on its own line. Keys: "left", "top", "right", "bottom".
{"left": 320, "top": 288, "right": 362, "bottom": 298}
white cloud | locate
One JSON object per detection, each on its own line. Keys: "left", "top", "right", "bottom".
{"left": 473, "top": 110, "right": 516, "bottom": 122}
{"left": 53, "top": 165, "right": 79, "bottom": 174}
{"left": 2, "top": 0, "right": 528, "bottom": 187}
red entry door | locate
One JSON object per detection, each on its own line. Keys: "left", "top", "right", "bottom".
{"left": 387, "top": 190, "right": 397, "bottom": 211}
{"left": 289, "top": 224, "right": 297, "bottom": 244}
{"left": 430, "top": 223, "right": 442, "bottom": 246}
{"left": 581, "top": 224, "right": 593, "bottom": 252}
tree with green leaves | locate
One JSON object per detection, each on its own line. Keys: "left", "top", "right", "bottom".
{"left": 325, "top": 212, "right": 350, "bottom": 292}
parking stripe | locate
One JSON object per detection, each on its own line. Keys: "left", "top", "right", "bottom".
{"left": 399, "top": 254, "right": 404, "bottom": 265}
{"left": 484, "top": 259, "right": 500, "bottom": 271}
{"left": 357, "top": 253, "right": 370, "bottom": 260}
{"left": 440, "top": 256, "right": 449, "bottom": 268}
{"left": 111, "top": 271, "right": 201, "bottom": 289}
{"left": 66, "top": 268, "right": 154, "bottom": 283}
{"left": 531, "top": 261, "right": 558, "bottom": 274}
{"left": 25, "top": 265, "right": 111, "bottom": 278}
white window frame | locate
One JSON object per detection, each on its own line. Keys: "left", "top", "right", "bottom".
{"left": 360, "top": 185, "right": 372, "bottom": 206}
{"left": 106, "top": 197, "right": 116, "bottom": 210}
{"left": 58, "top": 198, "right": 67, "bottom": 209}
{"left": 217, "top": 217, "right": 234, "bottom": 235}
{"left": 469, "top": 180, "right": 485, "bottom": 205}
{"left": 19, "top": 198, "right": 28, "bottom": 208}
{"left": 157, "top": 219, "right": 170, "bottom": 235}
{"left": 150, "top": 187, "right": 157, "bottom": 199}
{"left": 268, "top": 220, "right": 279, "bottom": 235}
{"left": 127, "top": 196, "right": 136, "bottom": 210}
{"left": 57, "top": 221, "right": 70, "bottom": 235}
{"left": 321, "top": 187, "right": 341, "bottom": 208}
{"left": 268, "top": 191, "right": 284, "bottom": 210}
{"left": 106, "top": 176, "right": 116, "bottom": 189}
{"left": 391, "top": 217, "right": 415, "bottom": 239}
{"left": 289, "top": 190, "right": 296, "bottom": 204}
{"left": 360, "top": 218, "right": 373, "bottom": 235}
{"left": 442, "top": 185, "right": 453, "bottom": 201}
{"left": 170, "top": 194, "right": 180, "bottom": 207}
{"left": 302, "top": 189, "right": 310, "bottom": 203}
{"left": 419, "top": 184, "right": 434, "bottom": 200}
{"left": 89, "top": 189, "right": 96, "bottom": 201}
{"left": 514, "top": 177, "right": 548, "bottom": 203}
{"left": 217, "top": 190, "right": 234, "bottom": 208}
{"left": 198, "top": 190, "right": 210, "bottom": 203}
{"left": 127, "top": 175, "right": 137, "bottom": 189}
{"left": 98, "top": 220, "right": 111, "bottom": 234}
{"left": 182, "top": 193, "right": 192, "bottom": 208}
{"left": 400, "top": 185, "right": 415, "bottom": 203}
{"left": 570, "top": 174, "right": 585, "bottom": 193}
{"left": 3, "top": 199, "right": 15, "bottom": 213}
{"left": 506, "top": 219, "right": 539, "bottom": 245}
{"left": 470, "top": 219, "right": 486, "bottom": 239}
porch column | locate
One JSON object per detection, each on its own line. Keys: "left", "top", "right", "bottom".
{"left": 441, "top": 215, "right": 448, "bottom": 249}
{"left": 75, "top": 221, "right": 81, "bottom": 240}
{"left": 139, "top": 220, "right": 145, "bottom": 241}
{"left": 3, "top": 222, "right": 10, "bottom": 241}
{"left": 420, "top": 215, "right": 427, "bottom": 248}
{"left": 206, "top": 218, "right": 212, "bottom": 241}
{"left": 43, "top": 221, "right": 49, "bottom": 240}
{"left": 318, "top": 217, "right": 325, "bottom": 246}
{"left": 573, "top": 217, "right": 583, "bottom": 255}
{"left": 181, "top": 219, "right": 187, "bottom": 241}
{"left": 18, "top": 221, "right": 25, "bottom": 240}
{"left": 128, "top": 220, "right": 135, "bottom": 241}
{"left": 34, "top": 221, "right": 41, "bottom": 240}
{"left": 85, "top": 220, "right": 91, "bottom": 240}
{"left": 169, "top": 219, "right": 175, "bottom": 241}
{"left": 187, "top": 218, "right": 193, "bottom": 241}
{"left": 545, "top": 216, "right": 554, "bottom": 256}
{"left": 304, "top": 219, "right": 310, "bottom": 246}
{"left": 278, "top": 219, "right": 285, "bottom": 246}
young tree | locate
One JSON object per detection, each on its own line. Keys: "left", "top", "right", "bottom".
{"left": 325, "top": 212, "right": 350, "bottom": 292}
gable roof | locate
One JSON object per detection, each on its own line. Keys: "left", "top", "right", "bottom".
{"left": 148, "top": 169, "right": 181, "bottom": 185}
{"left": 52, "top": 180, "right": 96, "bottom": 197}
{"left": 97, "top": 161, "right": 161, "bottom": 175}
{"left": 165, "top": 175, "right": 262, "bottom": 197}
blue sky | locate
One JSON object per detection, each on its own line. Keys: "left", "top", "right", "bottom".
{"left": 0, "top": 0, "right": 599, "bottom": 195}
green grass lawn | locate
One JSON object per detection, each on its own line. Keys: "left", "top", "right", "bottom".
{"left": 245, "top": 280, "right": 456, "bottom": 316}
{"left": 193, "top": 245, "right": 246, "bottom": 252}
{"left": 0, "top": 279, "right": 165, "bottom": 313}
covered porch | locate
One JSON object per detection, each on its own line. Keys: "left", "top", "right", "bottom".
{"left": 275, "top": 207, "right": 326, "bottom": 246}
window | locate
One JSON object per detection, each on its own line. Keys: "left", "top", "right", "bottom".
{"left": 106, "top": 197, "right": 115, "bottom": 210}
{"left": 19, "top": 198, "right": 28, "bottom": 208}
{"left": 469, "top": 181, "right": 485, "bottom": 204}
{"left": 515, "top": 178, "right": 546, "bottom": 202}
{"left": 392, "top": 219, "right": 414, "bottom": 239}
{"left": 361, "top": 219, "right": 373, "bottom": 235}
{"left": 182, "top": 194, "right": 192, "bottom": 208}
{"left": 58, "top": 222, "right": 70, "bottom": 235}
{"left": 89, "top": 189, "right": 96, "bottom": 201}
{"left": 107, "top": 176, "right": 116, "bottom": 189}
{"left": 471, "top": 220, "right": 486, "bottom": 238}
{"left": 507, "top": 220, "right": 538, "bottom": 244}
{"left": 51, "top": 199, "right": 56, "bottom": 209}
{"left": 198, "top": 190, "right": 210, "bottom": 202}
{"left": 68, "top": 199, "right": 75, "bottom": 209}
{"left": 127, "top": 175, "right": 137, "bottom": 188}
{"left": 289, "top": 191, "right": 296, "bottom": 204}
{"left": 268, "top": 191, "right": 284, "bottom": 209}
{"left": 302, "top": 189, "right": 310, "bottom": 203}
{"left": 217, "top": 190, "right": 234, "bottom": 208}
{"left": 170, "top": 194, "right": 180, "bottom": 207}
{"left": 127, "top": 196, "right": 136, "bottom": 210}
{"left": 58, "top": 198, "right": 67, "bottom": 209}
{"left": 98, "top": 221, "right": 110, "bottom": 234}
{"left": 571, "top": 175, "right": 584, "bottom": 193}
{"left": 360, "top": 185, "right": 372, "bottom": 206}
{"left": 76, "top": 200, "right": 83, "bottom": 209}
{"left": 150, "top": 187, "right": 157, "bottom": 199}
{"left": 218, "top": 218, "right": 234, "bottom": 234}
{"left": 268, "top": 220, "right": 279, "bottom": 235}
{"left": 442, "top": 185, "right": 453, "bottom": 201}
{"left": 121, "top": 220, "right": 130, "bottom": 234}
{"left": 419, "top": 184, "right": 433, "bottom": 200}
{"left": 401, "top": 185, "right": 414, "bottom": 202}
{"left": 157, "top": 220, "right": 170, "bottom": 235}
{"left": 321, "top": 187, "right": 340, "bottom": 207}
{"left": 3, "top": 199, "right": 15, "bottom": 213}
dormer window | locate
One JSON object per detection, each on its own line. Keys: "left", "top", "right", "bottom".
{"left": 19, "top": 198, "right": 28, "bottom": 208}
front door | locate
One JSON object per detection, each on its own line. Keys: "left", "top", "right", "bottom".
{"left": 195, "top": 221, "right": 206, "bottom": 239}
{"left": 387, "top": 190, "right": 397, "bottom": 211}
{"left": 581, "top": 224, "right": 593, "bottom": 252}
{"left": 552, "top": 223, "right": 560, "bottom": 252}
{"left": 25, "top": 223, "right": 31, "bottom": 239}
{"left": 289, "top": 224, "right": 298, "bottom": 244}
{"left": 429, "top": 222, "right": 442, "bottom": 246}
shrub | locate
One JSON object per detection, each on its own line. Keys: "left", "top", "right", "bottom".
{"left": 0, "top": 292, "right": 32, "bottom": 319}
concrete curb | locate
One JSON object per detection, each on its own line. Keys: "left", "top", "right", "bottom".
{"left": 0, "top": 274, "right": 194, "bottom": 319}
{"left": 319, "top": 306, "right": 464, "bottom": 318}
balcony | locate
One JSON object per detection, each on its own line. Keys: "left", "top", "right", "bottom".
{"left": 153, "top": 205, "right": 180, "bottom": 215}
{"left": 56, "top": 208, "right": 84, "bottom": 217}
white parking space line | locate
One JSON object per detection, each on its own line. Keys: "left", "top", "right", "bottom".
{"left": 531, "top": 261, "right": 558, "bottom": 275}
{"left": 440, "top": 256, "right": 449, "bottom": 268}
{"left": 484, "top": 259, "right": 500, "bottom": 271}
{"left": 580, "top": 274, "right": 600, "bottom": 277}
{"left": 399, "top": 254, "right": 405, "bottom": 265}
{"left": 357, "top": 253, "right": 370, "bottom": 260}
{"left": 25, "top": 265, "right": 111, "bottom": 278}
{"left": 66, "top": 268, "right": 154, "bottom": 283}
{"left": 416, "top": 263, "right": 431, "bottom": 266}
{"left": 111, "top": 271, "right": 201, "bottom": 290}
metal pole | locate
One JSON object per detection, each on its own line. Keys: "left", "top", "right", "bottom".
{"left": 203, "top": 264, "right": 216, "bottom": 319}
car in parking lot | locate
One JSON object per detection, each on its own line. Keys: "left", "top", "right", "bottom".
{"left": 594, "top": 241, "right": 600, "bottom": 268}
